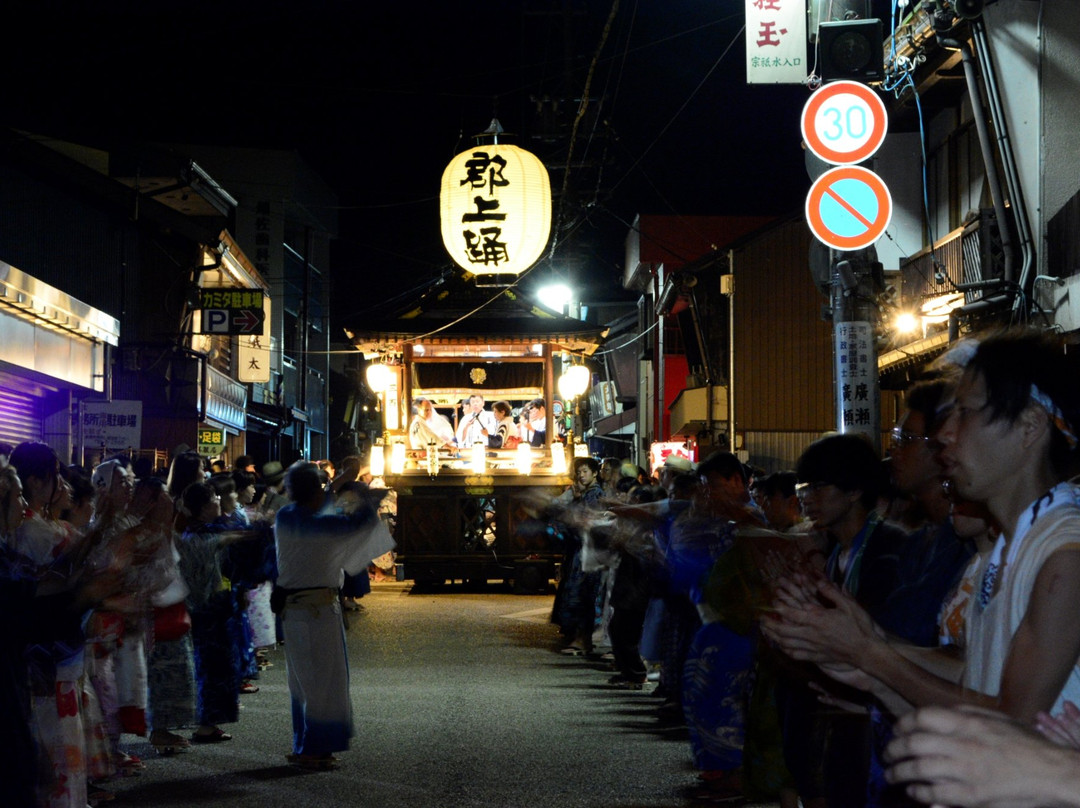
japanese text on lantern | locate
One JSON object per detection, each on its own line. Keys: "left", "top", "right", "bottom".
{"left": 458, "top": 151, "right": 510, "bottom": 267}
{"left": 745, "top": 0, "right": 807, "bottom": 85}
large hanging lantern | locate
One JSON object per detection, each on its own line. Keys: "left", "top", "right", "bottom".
{"left": 440, "top": 131, "right": 551, "bottom": 277}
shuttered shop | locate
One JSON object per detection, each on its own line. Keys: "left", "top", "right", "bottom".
{"left": 0, "top": 385, "right": 43, "bottom": 446}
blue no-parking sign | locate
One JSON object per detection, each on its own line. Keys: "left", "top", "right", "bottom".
{"left": 805, "top": 165, "right": 892, "bottom": 251}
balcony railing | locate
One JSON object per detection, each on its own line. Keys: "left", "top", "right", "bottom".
{"left": 900, "top": 209, "right": 1002, "bottom": 304}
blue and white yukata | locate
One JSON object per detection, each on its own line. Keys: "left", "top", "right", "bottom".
{"left": 274, "top": 491, "right": 395, "bottom": 757}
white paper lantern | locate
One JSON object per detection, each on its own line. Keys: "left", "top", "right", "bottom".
{"left": 516, "top": 442, "right": 533, "bottom": 475}
{"left": 550, "top": 443, "right": 567, "bottom": 475}
{"left": 471, "top": 442, "right": 486, "bottom": 474}
{"left": 440, "top": 143, "right": 551, "bottom": 276}
{"left": 370, "top": 443, "right": 385, "bottom": 477}
{"left": 366, "top": 363, "right": 394, "bottom": 394}
{"left": 558, "top": 364, "right": 591, "bottom": 400}
{"left": 390, "top": 442, "right": 406, "bottom": 475}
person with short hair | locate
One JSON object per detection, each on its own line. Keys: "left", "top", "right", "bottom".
{"left": 274, "top": 461, "right": 394, "bottom": 770}
{"left": 667, "top": 451, "right": 768, "bottom": 801}
{"left": 456, "top": 394, "right": 497, "bottom": 448}
{"left": 233, "top": 455, "right": 256, "bottom": 474}
{"left": 752, "top": 471, "right": 806, "bottom": 533}
{"left": 766, "top": 328, "right": 1080, "bottom": 800}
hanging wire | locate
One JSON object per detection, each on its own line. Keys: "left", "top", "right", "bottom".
{"left": 592, "top": 319, "right": 660, "bottom": 356}
{"left": 608, "top": 24, "right": 745, "bottom": 196}
{"left": 548, "top": 0, "right": 621, "bottom": 262}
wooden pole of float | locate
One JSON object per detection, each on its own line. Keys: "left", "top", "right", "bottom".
{"left": 403, "top": 343, "right": 413, "bottom": 432}
{"left": 543, "top": 343, "right": 554, "bottom": 446}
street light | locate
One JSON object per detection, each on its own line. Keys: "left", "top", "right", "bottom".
{"left": 894, "top": 311, "right": 919, "bottom": 334}
{"left": 537, "top": 283, "right": 572, "bottom": 314}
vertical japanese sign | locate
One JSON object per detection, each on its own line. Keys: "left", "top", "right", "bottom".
{"left": 237, "top": 295, "right": 272, "bottom": 383}
{"left": 833, "top": 321, "right": 879, "bottom": 441}
{"left": 745, "top": 0, "right": 808, "bottom": 84}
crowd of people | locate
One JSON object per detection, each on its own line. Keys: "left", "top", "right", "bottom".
{"left": 8, "top": 324, "right": 1080, "bottom": 808}
{"left": 544, "top": 326, "right": 1080, "bottom": 808}
{"left": 1, "top": 445, "right": 392, "bottom": 807}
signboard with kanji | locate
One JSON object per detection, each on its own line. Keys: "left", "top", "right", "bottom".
{"left": 198, "top": 426, "right": 226, "bottom": 455}
{"left": 199, "top": 289, "right": 264, "bottom": 310}
{"left": 81, "top": 400, "right": 142, "bottom": 452}
{"left": 196, "top": 289, "right": 266, "bottom": 335}
{"left": 834, "top": 321, "right": 879, "bottom": 441}
{"left": 745, "top": 0, "right": 808, "bottom": 84}
{"left": 237, "top": 295, "right": 272, "bottom": 383}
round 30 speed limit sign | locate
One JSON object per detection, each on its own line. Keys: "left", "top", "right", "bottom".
{"left": 801, "top": 80, "right": 888, "bottom": 166}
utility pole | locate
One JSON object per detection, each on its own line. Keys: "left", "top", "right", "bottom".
{"left": 828, "top": 246, "right": 882, "bottom": 453}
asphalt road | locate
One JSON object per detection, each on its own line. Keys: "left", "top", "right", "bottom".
{"left": 107, "top": 581, "right": 742, "bottom": 808}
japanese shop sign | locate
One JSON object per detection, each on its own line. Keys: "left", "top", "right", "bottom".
{"left": 806, "top": 165, "right": 892, "bottom": 251}
{"left": 745, "top": 0, "right": 807, "bottom": 84}
{"left": 81, "top": 400, "right": 143, "bottom": 452}
{"left": 198, "top": 426, "right": 226, "bottom": 455}
{"left": 440, "top": 144, "right": 551, "bottom": 277}
{"left": 834, "top": 321, "right": 879, "bottom": 440}
{"left": 237, "top": 295, "right": 272, "bottom": 383}
{"left": 196, "top": 289, "right": 266, "bottom": 335}
{"left": 801, "top": 80, "right": 888, "bottom": 165}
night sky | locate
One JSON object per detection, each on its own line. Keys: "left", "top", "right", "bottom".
{"left": 4, "top": 1, "right": 825, "bottom": 328}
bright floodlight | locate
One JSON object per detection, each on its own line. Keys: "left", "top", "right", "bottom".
{"left": 894, "top": 311, "right": 919, "bottom": 334}
{"left": 537, "top": 284, "right": 572, "bottom": 314}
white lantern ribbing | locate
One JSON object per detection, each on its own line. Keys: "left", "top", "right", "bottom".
{"left": 440, "top": 142, "right": 551, "bottom": 276}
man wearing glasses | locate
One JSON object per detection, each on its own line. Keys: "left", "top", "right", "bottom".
{"left": 880, "top": 378, "right": 975, "bottom": 647}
